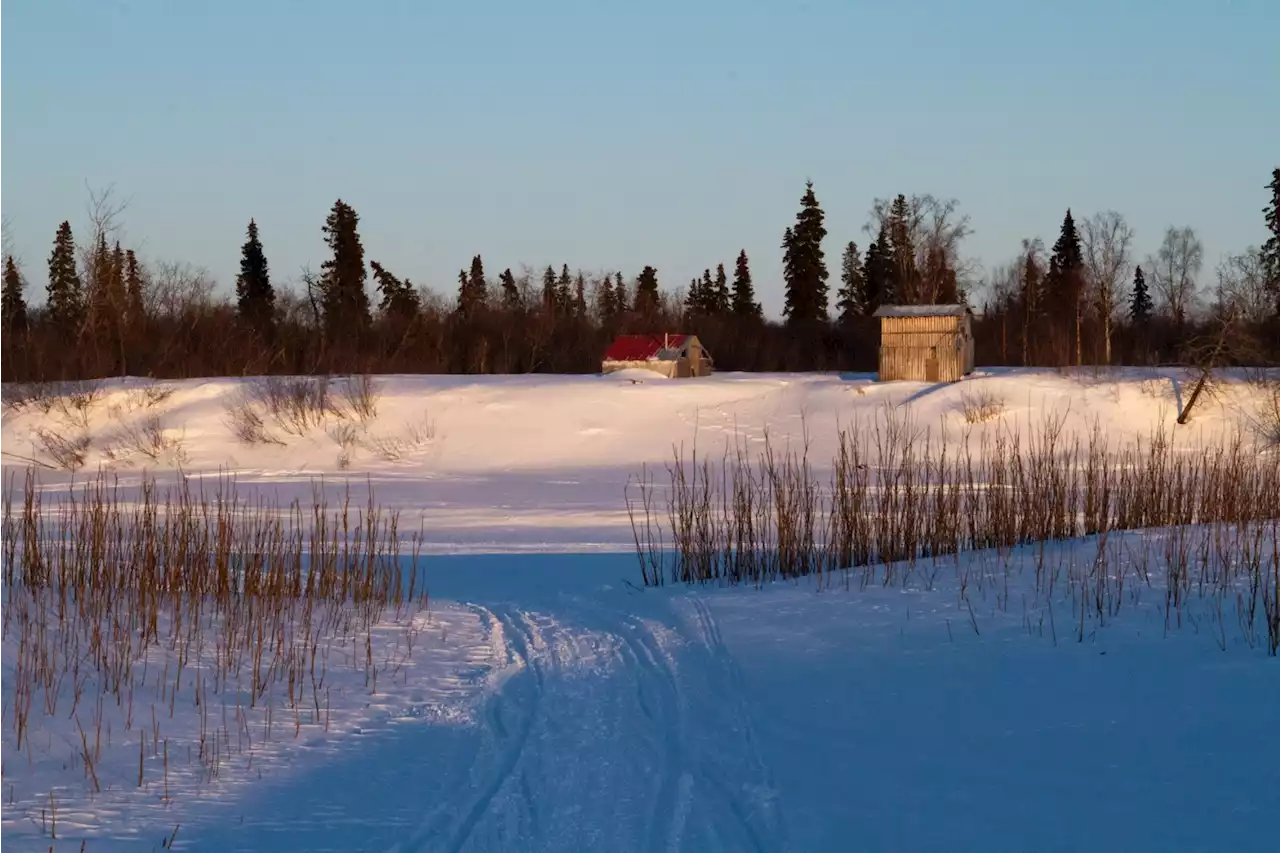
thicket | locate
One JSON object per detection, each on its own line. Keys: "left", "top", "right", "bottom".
{"left": 628, "top": 406, "right": 1280, "bottom": 652}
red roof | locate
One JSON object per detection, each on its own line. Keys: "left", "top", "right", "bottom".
{"left": 603, "top": 334, "right": 690, "bottom": 361}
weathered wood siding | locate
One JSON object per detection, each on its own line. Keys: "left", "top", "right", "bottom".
{"left": 602, "top": 359, "right": 678, "bottom": 378}
{"left": 877, "top": 314, "right": 973, "bottom": 382}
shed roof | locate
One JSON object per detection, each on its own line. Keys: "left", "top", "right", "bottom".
{"left": 603, "top": 334, "right": 691, "bottom": 362}
{"left": 873, "top": 304, "right": 970, "bottom": 318}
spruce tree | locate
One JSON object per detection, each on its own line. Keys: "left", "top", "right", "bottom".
{"left": 542, "top": 265, "right": 557, "bottom": 312}
{"left": 684, "top": 275, "right": 705, "bottom": 317}
{"left": 836, "top": 240, "right": 865, "bottom": 324}
{"left": 730, "top": 249, "right": 760, "bottom": 320}
{"left": 1045, "top": 209, "right": 1086, "bottom": 365}
{"left": 556, "top": 265, "right": 573, "bottom": 315}
{"left": 46, "top": 221, "right": 84, "bottom": 332}
{"left": 457, "top": 254, "right": 486, "bottom": 318}
{"left": 371, "top": 261, "right": 420, "bottom": 320}
{"left": 1019, "top": 238, "right": 1046, "bottom": 366}
{"left": 633, "top": 266, "right": 660, "bottom": 316}
{"left": 1262, "top": 167, "right": 1280, "bottom": 316}
{"left": 711, "top": 263, "right": 730, "bottom": 316}
{"left": 886, "top": 194, "right": 919, "bottom": 303}
{"left": 110, "top": 242, "right": 127, "bottom": 311}
{"left": 1129, "top": 265, "right": 1153, "bottom": 324}
{"left": 781, "top": 180, "right": 830, "bottom": 324}
{"left": 573, "top": 272, "right": 587, "bottom": 318}
{"left": 235, "top": 219, "right": 275, "bottom": 335}
{"left": 319, "top": 199, "right": 371, "bottom": 334}
{"left": 125, "top": 250, "right": 144, "bottom": 324}
{"left": 499, "top": 268, "right": 521, "bottom": 310}
{"left": 862, "top": 227, "right": 893, "bottom": 313}
{"left": 595, "top": 273, "right": 617, "bottom": 321}
{"left": 613, "top": 272, "right": 628, "bottom": 314}
{"left": 2, "top": 255, "right": 28, "bottom": 334}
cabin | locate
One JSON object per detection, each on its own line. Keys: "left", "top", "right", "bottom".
{"left": 601, "top": 333, "right": 713, "bottom": 378}
{"left": 873, "top": 304, "right": 975, "bottom": 383}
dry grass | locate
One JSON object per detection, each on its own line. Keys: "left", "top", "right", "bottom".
{"left": 960, "top": 388, "right": 1005, "bottom": 423}
{"left": 33, "top": 428, "right": 91, "bottom": 471}
{"left": 363, "top": 413, "right": 436, "bottom": 462}
{"left": 1, "top": 469, "right": 428, "bottom": 797}
{"left": 338, "top": 374, "right": 381, "bottom": 424}
{"left": 222, "top": 375, "right": 382, "bottom": 447}
{"left": 103, "top": 413, "right": 189, "bottom": 467}
{"left": 628, "top": 406, "right": 1280, "bottom": 653}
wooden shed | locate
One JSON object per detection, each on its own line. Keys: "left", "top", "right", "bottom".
{"left": 602, "top": 333, "right": 713, "bottom": 378}
{"left": 873, "top": 304, "right": 975, "bottom": 383}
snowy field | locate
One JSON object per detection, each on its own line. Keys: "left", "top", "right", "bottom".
{"left": 3, "top": 368, "right": 1279, "bottom": 852}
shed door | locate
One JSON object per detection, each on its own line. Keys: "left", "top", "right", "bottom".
{"left": 925, "top": 348, "right": 939, "bottom": 383}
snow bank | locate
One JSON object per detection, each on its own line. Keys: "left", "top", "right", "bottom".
{"left": 3, "top": 368, "right": 1275, "bottom": 553}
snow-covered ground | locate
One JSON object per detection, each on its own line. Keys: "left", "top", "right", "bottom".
{"left": 1, "top": 368, "right": 1272, "bottom": 552}
{"left": 3, "top": 369, "right": 1279, "bottom": 852}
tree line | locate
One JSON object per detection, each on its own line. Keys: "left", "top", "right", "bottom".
{"left": 3, "top": 169, "right": 1278, "bottom": 382}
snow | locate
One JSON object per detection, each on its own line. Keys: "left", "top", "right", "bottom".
{"left": 3, "top": 368, "right": 1279, "bottom": 851}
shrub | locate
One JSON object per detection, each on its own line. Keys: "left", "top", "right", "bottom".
{"left": 960, "top": 388, "right": 1005, "bottom": 424}
{"left": 223, "top": 391, "right": 283, "bottom": 445}
{"left": 364, "top": 412, "right": 435, "bottom": 462}
{"left": 33, "top": 428, "right": 90, "bottom": 471}
{"left": 103, "top": 414, "right": 188, "bottom": 467}
{"left": 338, "top": 374, "right": 381, "bottom": 424}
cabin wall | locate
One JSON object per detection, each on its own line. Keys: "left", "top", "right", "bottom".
{"left": 877, "top": 316, "right": 967, "bottom": 382}
{"left": 602, "top": 360, "right": 678, "bottom": 378}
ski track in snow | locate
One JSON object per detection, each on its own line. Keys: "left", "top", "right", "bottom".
{"left": 381, "top": 594, "right": 780, "bottom": 853}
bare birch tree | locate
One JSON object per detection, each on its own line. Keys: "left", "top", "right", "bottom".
{"left": 1147, "top": 225, "right": 1203, "bottom": 327}
{"left": 1080, "top": 210, "right": 1134, "bottom": 364}
{"left": 1214, "top": 248, "right": 1272, "bottom": 325}
{"left": 864, "top": 194, "right": 975, "bottom": 301}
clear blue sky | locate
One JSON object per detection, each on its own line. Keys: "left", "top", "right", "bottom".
{"left": 3, "top": 0, "right": 1277, "bottom": 318}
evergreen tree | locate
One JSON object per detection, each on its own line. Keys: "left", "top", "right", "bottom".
{"left": 110, "top": 242, "right": 127, "bottom": 312}
{"left": 633, "top": 266, "right": 660, "bottom": 316}
{"left": 319, "top": 199, "right": 371, "bottom": 334}
{"left": 1262, "top": 167, "right": 1280, "bottom": 316}
{"left": 556, "top": 264, "right": 573, "bottom": 314}
{"left": 730, "top": 249, "right": 761, "bottom": 320}
{"left": 1129, "top": 265, "right": 1153, "bottom": 324}
{"left": 1045, "top": 209, "right": 1086, "bottom": 365}
{"left": 685, "top": 275, "right": 704, "bottom": 317}
{"left": 595, "top": 273, "right": 617, "bottom": 321}
{"left": 573, "top": 272, "right": 587, "bottom": 318}
{"left": 923, "top": 244, "right": 959, "bottom": 304}
{"left": 235, "top": 219, "right": 275, "bottom": 335}
{"left": 836, "top": 240, "right": 865, "bottom": 324}
{"left": 499, "top": 268, "right": 521, "bottom": 311}
{"left": 542, "top": 265, "right": 558, "bottom": 312}
{"left": 87, "top": 233, "right": 114, "bottom": 327}
{"left": 371, "top": 261, "right": 420, "bottom": 320}
{"left": 711, "top": 263, "right": 730, "bottom": 316}
{"left": 781, "top": 181, "right": 829, "bottom": 324}
{"left": 125, "top": 249, "right": 144, "bottom": 324}
{"left": 457, "top": 254, "right": 486, "bottom": 317}
{"left": 46, "top": 221, "right": 84, "bottom": 332}
{"left": 862, "top": 227, "right": 894, "bottom": 313}
{"left": 886, "top": 194, "right": 919, "bottom": 304}
{"left": 699, "top": 269, "right": 715, "bottom": 315}
{"left": 2, "top": 255, "right": 28, "bottom": 334}
{"left": 1017, "top": 237, "right": 1046, "bottom": 366}
{"left": 613, "top": 272, "right": 628, "bottom": 315}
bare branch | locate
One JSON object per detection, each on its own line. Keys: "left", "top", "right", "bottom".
{"left": 1081, "top": 211, "right": 1134, "bottom": 364}
{"left": 1146, "top": 225, "right": 1203, "bottom": 326}
{"left": 1214, "top": 248, "right": 1272, "bottom": 325}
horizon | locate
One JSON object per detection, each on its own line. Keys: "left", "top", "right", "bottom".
{"left": 3, "top": 0, "right": 1278, "bottom": 320}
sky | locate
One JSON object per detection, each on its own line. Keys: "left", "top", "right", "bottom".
{"left": 3, "top": 0, "right": 1278, "bottom": 318}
